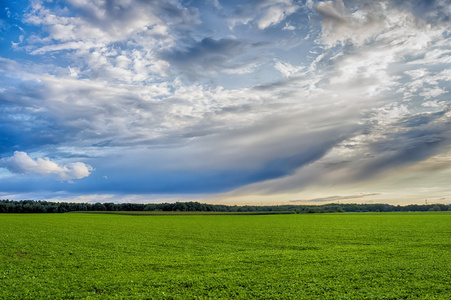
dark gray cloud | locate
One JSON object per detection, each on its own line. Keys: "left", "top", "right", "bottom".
{"left": 398, "top": 110, "right": 447, "bottom": 128}
{"left": 359, "top": 113, "right": 451, "bottom": 179}
{"left": 234, "top": 108, "right": 451, "bottom": 196}
{"left": 160, "top": 37, "right": 266, "bottom": 79}
{"left": 0, "top": 86, "right": 67, "bottom": 154}
{"left": 314, "top": 0, "right": 387, "bottom": 46}
{"left": 389, "top": 0, "right": 451, "bottom": 25}
{"left": 323, "top": 108, "right": 451, "bottom": 184}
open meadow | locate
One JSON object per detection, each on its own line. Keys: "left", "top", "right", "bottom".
{"left": 1, "top": 212, "right": 450, "bottom": 299}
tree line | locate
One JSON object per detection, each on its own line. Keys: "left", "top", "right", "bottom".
{"left": 0, "top": 199, "right": 449, "bottom": 214}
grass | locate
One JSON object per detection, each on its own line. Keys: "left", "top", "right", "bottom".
{"left": 0, "top": 212, "right": 450, "bottom": 299}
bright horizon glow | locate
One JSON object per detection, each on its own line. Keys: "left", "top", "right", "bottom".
{"left": 0, "top": 0, "right": 450, "bottom": 205}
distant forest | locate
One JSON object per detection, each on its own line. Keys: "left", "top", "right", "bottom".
{"left": 0, "top": 199, "right": 449, "bottom": 214}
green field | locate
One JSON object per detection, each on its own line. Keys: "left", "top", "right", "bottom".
{"left": 1, "top": 212, "right": 450, "bottom": 299}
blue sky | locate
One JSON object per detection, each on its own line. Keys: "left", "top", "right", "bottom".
{"left": 0, "top": 0, "right": 450, "bottom": 205}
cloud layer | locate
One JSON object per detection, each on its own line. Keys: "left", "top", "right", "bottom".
{"left": 0, "top": 0, "right": 450, "bottom": 204}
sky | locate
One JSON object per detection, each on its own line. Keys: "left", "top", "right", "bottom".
{"left": 0, "top": 0, "right": 450, "bottom": 205}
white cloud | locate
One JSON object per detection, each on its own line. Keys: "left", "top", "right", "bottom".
{"left": 422, "top": 100, "right": 445, "bottom": 108}
{"left": 274, "top": 60, "right": 304, "bottom": 77}
{"left": 228, "top": 0, "right": 299, "bottom": 30}
{"left": 371, "top": 104, "right": 410, "bottom": 125}
{"left": 405, "top": 68, "right": 429, "bottom": 80}
{"left": 420, "top": 87, "right": 448, "bottom": 99}
{"left": 0, "top": 151, "right": 93, "bottom": 181}
{"left": 408, "top": 49, "right": 451, "bottom": 66}
{"left": 282, "top": 22, "right": 295, "bottom": 31}
{"left": 24, "top": 0, "right": 176, "bottom": 49}
{"left": 256, "top": 2, "right": 298, "bottom": 30}
{"left": 19, "top": 0, "right": 198, "bottom": 85}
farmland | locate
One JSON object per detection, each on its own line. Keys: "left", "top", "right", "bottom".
{"left": 1, "top": 212, "right": 450, "bottom": 299}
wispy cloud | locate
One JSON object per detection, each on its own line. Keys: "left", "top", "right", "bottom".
{"left": 290, "top": 193, "right": 381, "bottom": 203}
{"left": 227, "top": 0, "right": 300, "bottom": 30}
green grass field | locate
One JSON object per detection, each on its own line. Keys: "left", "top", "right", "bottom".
{"left": 1, "top": 212, "right": 450, "bottom": 299}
